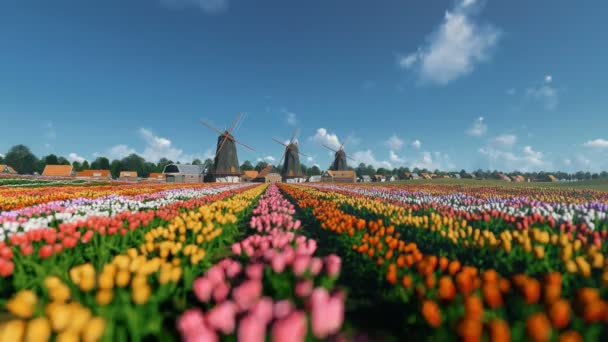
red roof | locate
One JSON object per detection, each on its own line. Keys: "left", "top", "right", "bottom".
{"left": 42, "top": 165, "right": 74, "bottom": 177}
{"left": 148, "top": 173, "right": 166, "bottom": 179}
{"left": 76, "top": 170, "right": 111, "bottom": 178}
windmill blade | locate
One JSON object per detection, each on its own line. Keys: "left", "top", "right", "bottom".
{"left": 278, "top": 149, "right": 287, "bottom": 169}
{"left": 346, "top": 155, "right": 356, "bottom": 162}
{"left": 322, "top": 144, "right": 338, "bottom": 153}
{"left": 215, "top": 135, "right": 229, "bottom": 159}
{"left": 228, "top": 113, "right": 242, "bottom": 133}
{"left": 290, "top": 128, "right": 299, "bottom": 144}
{"left": 200, "top": 120, "right": 225, "bottom": 136}
{"left": 233, "top": 138, "right": 255, "bottom": 152}
{"left": 272, "top": 137, "right": 288, "bottom": 147}
{"left": 297, "top": 151, "right": 308, "bottom": 157}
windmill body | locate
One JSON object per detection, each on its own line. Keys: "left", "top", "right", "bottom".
{"left": 200, "top": 113, "right": 254, "bottom": 183}
{"left": 330, "top": 149, "right": 348, "bottom": 171}
{"left": 273, "top": 129, "right": 307, "bottom": 183}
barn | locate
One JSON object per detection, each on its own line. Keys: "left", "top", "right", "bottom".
{"left": 147, "top": 173, "right": 166, "bottom": 182}
{"left": 119, "top": 171, "right": 138, "bottom": 182}
{"left": 321, "top": 170, "right": 356, "bottom": 183}
{"left": 76, "top": 169, "right": 112, "bottom": 180}
{"left": 42, "top": 165, "right": 75, "bottom": 178}
{"left": 0, "top": 165, "right": 17, "bottom": 175}
{"left": 241, "top": 170, "right": 259, "bottom": 182}
{"left": 163, "top": 164, "right": 204, "bottom": 183}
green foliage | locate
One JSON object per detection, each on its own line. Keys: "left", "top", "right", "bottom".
{"left": 4, "top": 144, "right": 38, "bottom": 174}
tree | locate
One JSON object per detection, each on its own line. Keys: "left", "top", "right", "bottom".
{"left": 110, "top": 160, "right": 122, "bottom": 179}
{"left": 192, "top": 159, "right": 202, "bottom": 165}
{"left": 241, "top": 160, "right": 254, "bottom": 171}
{"left": 300, "top": 164, "right": 308, "bottom": 176}
{"left": 0, "top": 154, "right": 4, "bottom": 164}
{"left": 57, "top": 156, "right": 70, "bottom": 165}
{"left": 309, "top": 165, "right": 321, "bottom": 176}
{"left": 5, "top": 144, "right": 38, "bottom": 175}
{"left": 255, "top": 161, "right": 268, "bottom": 172}
{"left": 81, "top": 160, "right": 90, "bottom": 170}
{"left": 121, "top": 154, "right": 145, "bottom": 175}
{"left": 72, "top": 161, "right": 82, "bottom": 172}
{"left": 43, "top": 154, "right": 59, "bottom": 165}
{"left": 91, "top": 157, "right": 110, "bottom": 170}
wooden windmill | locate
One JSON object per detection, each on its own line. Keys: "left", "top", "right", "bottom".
{"left": 323, "top": 137, "right": 355, "bottom": 171}
{"left": 200, "top": 113, "right": 254, "bottom": 182}
{"left": 272, "top": 128, "right": 307, "bottom": 182}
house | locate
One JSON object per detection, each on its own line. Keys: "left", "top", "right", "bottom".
{"left": 321, "top": 170, "right": 356, "bottom": 183}
{"left": 147, "top": 173, "right": 166, "bottom": 182}
{"left": 119, "top": 171, "right": 139, "bottom": 182}
{"left": 547, "top": 175, "right": 558, "bottom": 182}
{"left": 512, "top": 175, "right": 525, "bottom": 182}
{"left": 308, "top": 175, "right": 322, "bottom": 182}
{"left": 262, "top": 173, "right": 282, "bottom": 183}
{"left": 420, "top": 173, "right": 432, "bottom": 180}
{"left": 386, "top": 175, "right": 396, "bottom": 182}
{"left": 252, "top": 165, "right": 274, "bottom": 183}
{"left": 163, "top": 164, "right": 204, "bottom": 183}
{"left": 498, "top": 173, "right": 512, "bottom": 182}
{"left": 404, "top": 172, "right": 421, "bottom": 180}
{"left": 372, "top": 175, "right": 386, "bottom": 182}
{"left": 241, "top": 170, "right": 259, "bottom": 182}
{"left": 0, "top": 165, "right": 17, "bottom": 175}
{"left": 431, "top": 174, "right": 442, "bottom": 179}
{"left": 42, "top": 165, "right": 75, "bottom": 178}
{"left": 461, "top": 173, "right": 474, "bottom": 179}
{"left": 76, "top": 169, "right": 112, "bottom": 180}
{"left": 358, "top": 175, "right": 372, "bottom": 183}
{"left": 452, "top": 174, "right": 461, "bottom": 179}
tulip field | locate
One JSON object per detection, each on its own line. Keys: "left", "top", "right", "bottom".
{"left": 0, "top": 180, "right": 607, "bottom": 341}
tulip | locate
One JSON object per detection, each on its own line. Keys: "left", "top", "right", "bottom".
{"left": 271, "top": 311, "right": 307, "bottom": 342}
{"left": 206, "top": 301, "right": 237, "bottom": 334}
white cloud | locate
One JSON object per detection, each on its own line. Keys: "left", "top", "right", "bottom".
{"left": 466, "top": 116, "right": 487, "bottom": 137}
{"left": 399, "top": 0, "right": 500, "bottom": 85}
{"left": 0, "top": 153, "right": 4, "bottom": 158}
{"left": 479, "top": 145, "right": 549, "bottom": 171}
{"left": 257, "top": 156, "right": 276, "bottom": 163}
{"left": 491, "top": 134, "right": 517, "bottom": 147}
{"left": 105, "top": 128, "right": 206, "bottom": 163}
{"left": 411, "top": 151, "right": 455, "bottom": 171}
{"left": 583, "top": 138, "right": 608, "bottom": 149}
{"left": 385, "top": 134, "right": 404, "bottom": 150}
{"left": 389, "top": 150, "right": 405, "bottom": 164}
{"left": 411, "top": 139, "right": 422, "bottom": 149}
{"left": 310, "top": 128, "right": 341, "bottom": 150}
{"left": 563, "top": 158, "right": 572, "bottom": 166}
{"left": 352, "top": 150, "right": 393, "bottom": 169}
{"left": 159, "top": 0, "right": 228, "bottom": 14}
{"left": 285, "top": 111, "right": 297, "bottom": 126}
{"left": 526, "top": 76, "right": 558, "bottom": 110}
{"left": 67, "top": 153, "right": 87, "bottom": 163}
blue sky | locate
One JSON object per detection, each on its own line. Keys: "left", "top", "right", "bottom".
{"left": 1, "top": 0, "right": 607, "bottom": 172}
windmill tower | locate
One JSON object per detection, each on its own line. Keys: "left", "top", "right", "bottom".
{"left": 323, "top": 137, "right": 355, "bottom": 171}
{"left": 273, "top": 128, "right": 307, "bottom": 183}
{"left": 200, "top": 113, "right": 254, "bottom": 183}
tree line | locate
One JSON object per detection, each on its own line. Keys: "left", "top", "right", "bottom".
{"left": 2, "top": 144, "right": 607, "bottom": 181}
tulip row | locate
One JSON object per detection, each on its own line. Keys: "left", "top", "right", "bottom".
{"left": 301, "top": 184, "right": 608, "bottom": 286}
{"left": 282, "top": 184, "right": 608, "bottom": 341}
{"left": 0, "top": 182, "right": 229, "bottom": 211}
{"left": 178, "top": 184, "right": 344, "bottom": 342}
{"left": 0, "top": 184, "right": 267, "bottom": 341}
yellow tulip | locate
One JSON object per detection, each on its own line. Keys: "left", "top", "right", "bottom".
{"left": 82, "top": 317, "right": 106, "bottom": 342}
{"left": 25, "top": 317, "right": 51, "bottom": 342}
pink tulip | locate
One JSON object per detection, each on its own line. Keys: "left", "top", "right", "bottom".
{"left": 295, "top": 280, "right": 313, "bottom": 298}
{"left": 206, "top": 301, "right": 237, "bottom": 334}
{"left": 226, "top": 261, "right": 242, "bottom": 279}
{"left": 250, "top": 297, "right": 274, "bottom": 324}
{"left": 271, "top": 311, "right": 307, "bottom": 342}
{"left": 246, "top": 263, "right": 264, "bottom": 280}
{"left": 193, "top": 277, "right": 214, "bottom": 303}
{"left": 292, "top": 256, "right": 310, "bottom": 277}
{"left": 309, "top": 257, "right": 323, "bottom": 276}
{"left": 206, "top": 266, "right": 225, "bottom": 287}
{"left": 325, "top": 254, "right": 341, "bottom": 277}
{"left": 273, "top": 300, "right": 293, "bottom": 320}
{"left": 232, "top": 279, "right": 262, "bottom": 311}
{"left": 231, "top": 243, "right": 242, "bottom": 256}
{"left": 212, "top": 281, "right": 230, "bottom": 303}
{"left": 271, "top": 254, "right": 286, "bottom": 273}
{"left": 238, "top": 314, "right": 266, "bottom": 342}
{"left": 177, "top": 308, "right": 205, "bottom": 335}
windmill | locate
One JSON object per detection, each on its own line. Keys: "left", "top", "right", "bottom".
{"left": 323, "top": 137, "right": 355, "bottom": 171}
{"left": 272, "top": 128, "right": 307, "bottom": 183}
{"left": 200, "top": 113, "right": 254, "bottom": 182}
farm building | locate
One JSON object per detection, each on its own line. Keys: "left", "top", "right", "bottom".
{"left": 461, "top": 173, "right": 474, "bottom": 179}
{"left": 76, "top": 170, "right": 112, "bottom": 180}
{"left": 498, "top": 174, "right": 512, "bottom": 182}
{"left": 547, "top": 175, "right": 558, "bottom": 182}
{"left": 404, "top": 172, "right": 421, "bottom": 180}
{"left": 420, "top": 173, "right": 432, "bottom": 180}
{"left": 147, "top": 173, "right": 166, "bottom": 182}
{"left": 260, "top": 173, "right": 281, "bottom": 183}
{"left": 308, "top": 175, "right": 322, "bottom": 182}
{"left": 386, "top": 175, "right": 396, "bottom": 182}
{"left": 119, "top": 171, "right": 138, "bottom": 182}
{"left": 252, "top": 165, "right": 274, "bottom": 183}
{"left": 241, "top": 170, "right": 259, "bottom": 182}
{"left": 0, "top": 165, "right": 17, "bottom": 175}
{"left": 42, "top": 165, "right": 75, "bottom": 178}
{"left": 372, "top": 175, "right": 386, "bottom": 182}
{"left": 321, "top": 170, "right": 356, "bottom": 183}
{"left": 358, "top": 175, "right": 372, "bottom": 183}
{"left": 431, "top": 174, "right": 442, "bottom": 179}
{"left": 163, "top": 164, "right": 204, "bottom": 183}
{"left": 452, "top": 174, "right": 461, "bottom": 179}
{"left": 512, "top": 175, "right": 525, "bottom": 182}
